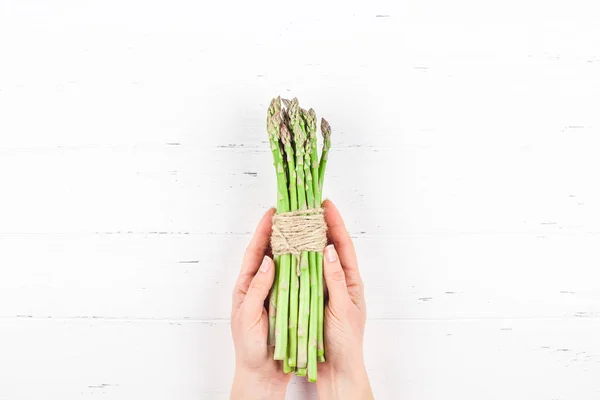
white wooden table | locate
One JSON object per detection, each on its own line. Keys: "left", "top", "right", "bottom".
{"left": 1, "top": 1, "right": 599, "bottom": 399}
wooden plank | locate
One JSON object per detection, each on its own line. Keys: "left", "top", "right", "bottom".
{"left": 0, "top": 146, "right": 598, "bottom": 235}
{"left": 1, "top": 4, "right": 599, "bottom": 149}
{"left": 0, "top": 318, "right": 599, "bottom": 399}
{"left": 1, "top": 234, "right": 599, "bottom": 320}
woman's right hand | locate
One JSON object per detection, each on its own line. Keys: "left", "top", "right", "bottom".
{"left": 317, "top": 200, "right": 374, "bottom": 400}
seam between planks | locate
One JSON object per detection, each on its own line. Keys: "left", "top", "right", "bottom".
{"left": 2, "top": 315, "right": 599, "bottom": 323}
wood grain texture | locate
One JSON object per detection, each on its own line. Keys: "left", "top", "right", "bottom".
{"left": 1, "top": 0, "right": 600, "bottom": 398}
{"left": 1, "top": 319, "right": 600, "bottom": 399}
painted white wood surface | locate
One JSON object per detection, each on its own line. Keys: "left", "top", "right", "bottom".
{"left": 1, "top": 0, "right": 599, "bottom": 399}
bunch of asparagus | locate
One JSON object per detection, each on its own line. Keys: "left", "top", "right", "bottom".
{"left": 266, "top": 97, "right": 331, "bottom": 382}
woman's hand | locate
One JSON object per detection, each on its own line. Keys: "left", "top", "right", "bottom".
{"left": 230, "top": 209, "right": 290, "bottom": 400}
{"left": 317, "top": 200, "right": 374, "bottom": 400}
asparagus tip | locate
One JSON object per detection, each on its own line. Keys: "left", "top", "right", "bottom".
{"left": 275, "top": 96, "right": 281, "bottom": 112}
{"left": 305, "top": 108, "right": 317, "bottom": 138}
{"left": 320, "top": 118, "right": 331, "bottom": 137}
{"left": 280, "top": 119, "right": 291, "bottom": 145}
{"left": 266, "top": 114, "right": 274, "bottom": 136}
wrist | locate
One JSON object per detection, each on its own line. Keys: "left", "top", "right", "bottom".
{"left": 231, "top": 368, "right": 287, "bottom": 400}
{"left": 317, "top": 364, "right": 373, "bottom": 400}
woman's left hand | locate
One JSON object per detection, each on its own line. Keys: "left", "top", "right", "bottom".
{"left": 230, "top": 208, "right": 291, "bottom": 399}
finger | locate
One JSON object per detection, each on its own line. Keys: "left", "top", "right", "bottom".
{"left": 322, "top": 200, "right": 363, "bottom": 289}
{"left": 323, "top": 244, "right": 350, "bottom": 306}
{"left": 243, "top": 256, "right": 275, "bottom": 314}
{"left": 232, "top": 208, "right": 275, "bottom": 312}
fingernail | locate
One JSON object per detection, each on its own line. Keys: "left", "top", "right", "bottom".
{"left": 259, "top": 256, "right": 272, "bottom": 273}
{"left": 325, "top": 245, "right": 337, "bottom": 263}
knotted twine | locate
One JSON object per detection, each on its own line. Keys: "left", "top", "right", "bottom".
{"left": 271, "top": 208, "right": 327, "bottom": 275}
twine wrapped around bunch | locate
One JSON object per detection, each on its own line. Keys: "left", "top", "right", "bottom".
{"left": 271, "top": 208, "right": 328, "bottom": 262}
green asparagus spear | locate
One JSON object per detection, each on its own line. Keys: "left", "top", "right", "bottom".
{"left": 289, "top": 99, "right": 310, "bottom": 370}
{"left": 266, "top": 100, "right": 283, "bottom": 347}
{"left": 317, "top": 119, "right": 331, "bottom": 361}
{"left": 318, "top": 118, "right": 331, "bottom": 196}
{"left": 307, "top": 250, "right": 318, "bottom": 382}
{"left": 268, "top": 98, "right": 292, "bottom": 361}
{"left": 301, "top": 110, "right": 319, "bottom": 382}
{"left": 315, "top": 253, "right": 324, "bottom": 363}
{"left": 280, "top": 115, "right": 300, "bottom": 368}
{"left": 306, "top": 109, "right": 320, "bottom": 203}
{"left": 304, "top": 109, "right": 326, "bottom": 362}
{"left": 268, "top": 254, "right": 279, "bottom": 347}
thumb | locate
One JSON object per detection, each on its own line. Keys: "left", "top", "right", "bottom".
{"left": 323, "top": 245, "right": 350, "bottom": 306}
{"left": 244, "top": 256, "right": 275, "bottom": 313}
